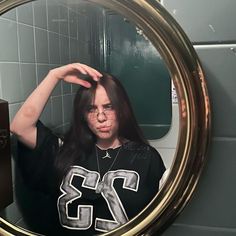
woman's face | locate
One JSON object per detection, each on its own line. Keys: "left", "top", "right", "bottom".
{"left": 86, "top": 85, "right": 119, "bottom": 147}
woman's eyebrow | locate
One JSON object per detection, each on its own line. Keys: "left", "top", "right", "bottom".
{"left": 89, "top": 102, "right": 111, "bottom": 107}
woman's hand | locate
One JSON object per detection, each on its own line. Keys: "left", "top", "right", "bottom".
{"left": 11, "top": 62, "right": 102, "bottom": 148}
{"left": 49, "top": 63, "right": 102, "bottom": 88}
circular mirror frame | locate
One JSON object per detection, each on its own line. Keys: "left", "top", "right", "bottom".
{"left": 0, "top": 0, "right": 211, "bottom": 235}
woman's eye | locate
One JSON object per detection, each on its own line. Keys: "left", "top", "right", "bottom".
{"left": 87, "top": 106, "right": 96, "bottom": 113}
{"left": 104, "top": 104, "right": 113, "bottom": 110}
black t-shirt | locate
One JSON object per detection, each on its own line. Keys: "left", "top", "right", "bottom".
{"left": 17, "top": 121, "right": 165, "bottom": 235}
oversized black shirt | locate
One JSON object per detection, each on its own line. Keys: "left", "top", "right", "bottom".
{"left": 18, "top": 121, "right": 165, "bottom": 235}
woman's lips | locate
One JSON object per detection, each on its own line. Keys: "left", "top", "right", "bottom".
{"left": 97, "top": 126, "right": 111, "bottom": 132}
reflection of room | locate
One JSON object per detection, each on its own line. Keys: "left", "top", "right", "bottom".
{"left": 0, "top": 0, "right": 178, "bottom": 232}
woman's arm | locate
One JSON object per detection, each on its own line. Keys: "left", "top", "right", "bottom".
{"left": 10, "top": 63, "right": 102, "bottom": 149}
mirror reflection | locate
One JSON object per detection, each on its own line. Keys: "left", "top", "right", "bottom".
{"left": 0, "top": 0, "right": 178, "bottom": 235}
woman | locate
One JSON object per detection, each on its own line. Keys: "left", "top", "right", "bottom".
{"left": 11, "top": 63, "right": 166, "bottom": 235}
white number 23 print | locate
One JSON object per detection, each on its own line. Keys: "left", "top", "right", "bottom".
{"left": 57, "top": 166, "right": 140, "bottom": 233}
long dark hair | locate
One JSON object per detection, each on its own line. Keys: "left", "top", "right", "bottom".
{"left": 54, "top": 72, "right": 147, "bottom": 183}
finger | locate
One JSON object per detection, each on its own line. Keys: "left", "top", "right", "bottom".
{"left": 78, "top": 80, "right": 91, "bottom": 88}
{"left": 69, "top": 63, "right": 100, "bottom": 81}
{"left": 83, "top": 65, "right": 102, "bottom": 78}
{"left": 65, "top": 76, "right": 91, "bottom": 88}
{"left": 68, "top": 63, "right": 87, "bottom": 75}
{"left": 74, "top": 63, "right": 102, "bottom": 81}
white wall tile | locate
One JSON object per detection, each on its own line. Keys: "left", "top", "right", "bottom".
{"left": 20, "top": 64, "right": 37, "bottom": 100}
{"left": 47, "top": 0, "right": 60, "bottom": 33}
{"left": 0, "top": 8, "right": 16, "bottom": 21}
{"left": 33, "top": 0, "right": 47, "bottom": 30}
{"left": 0, "top": 63, "right": 22, "bottom": 103}
{"left": 0, "top": 19, "right": 18, "bottom": 62}
{"left": 35, "top": 28, "right": 49, "bottom": 63}
{"left": 17, "top": 2, "right": 33, "bottom": 26}
{"left": 18, "top": 24, "right": 35, "bottom": 63}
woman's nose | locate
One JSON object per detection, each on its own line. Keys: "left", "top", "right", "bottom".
{"left": 97, "top": 111, "right": 107, "bottom": 122}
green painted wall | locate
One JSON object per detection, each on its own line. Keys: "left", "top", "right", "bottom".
{"left": 89, "top": 8, "right": 172, "bottom": 139}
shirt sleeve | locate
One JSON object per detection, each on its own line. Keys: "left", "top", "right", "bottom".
{"left": 17, "top": 121, "right": 60, "bottom": 194}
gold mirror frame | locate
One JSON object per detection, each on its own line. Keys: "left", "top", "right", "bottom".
{"left": 0, "top": 0, "right": 211, "bottom": 235}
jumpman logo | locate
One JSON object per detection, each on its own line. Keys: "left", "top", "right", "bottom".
{"left": 102, "top": 151, "right": 112, "bottom": 159}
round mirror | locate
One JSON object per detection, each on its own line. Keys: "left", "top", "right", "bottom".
{"left": 0, "top": 0, "right": 210, "bottom": 235}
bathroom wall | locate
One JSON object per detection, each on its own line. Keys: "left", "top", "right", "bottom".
{"left": 0, "top": 0, "right": 91, "bottom": 229}
{"left": 0, "top": 0, "right": 91, "bottom": 133}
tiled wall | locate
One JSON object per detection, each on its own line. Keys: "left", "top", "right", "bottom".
{"left": 0, "top": 0, "right": 91, "bottom": 228}
{"left": 0, "top": 0, "right": 91, "bottom": 133}
{"left": 161, "top": 0, "right": 236, "bottom": 235}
